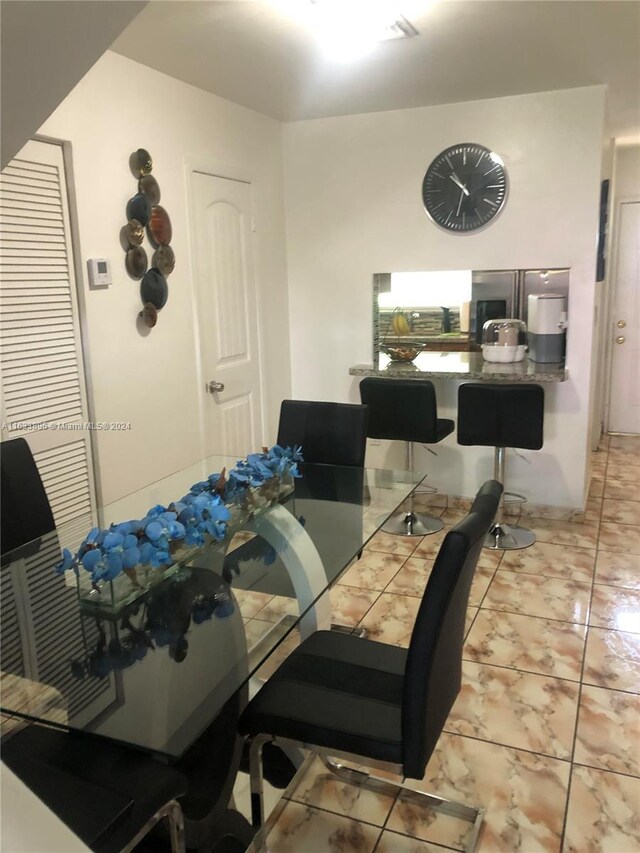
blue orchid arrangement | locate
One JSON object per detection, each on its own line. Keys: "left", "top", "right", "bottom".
{"left": 56, "top": 444, "right": 303, "bottom": 587}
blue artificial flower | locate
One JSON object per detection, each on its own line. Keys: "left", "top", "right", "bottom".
{"left": 55, "top": 548, "right": 78, "bottom": 575}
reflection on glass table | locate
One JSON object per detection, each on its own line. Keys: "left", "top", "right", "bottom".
{"left": 0, "top": 462, "right": 424, "bottom": 759}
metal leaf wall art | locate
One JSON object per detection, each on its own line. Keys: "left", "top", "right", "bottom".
{"left": 122, "top": 148, "right": 176, "bottom": 330}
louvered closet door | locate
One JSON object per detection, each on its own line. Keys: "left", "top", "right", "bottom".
{"left": 0, "top": 139, "right": 96, "bottom": 550}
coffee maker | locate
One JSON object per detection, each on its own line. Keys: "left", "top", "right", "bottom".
{"left": 527, "top": 293, "right": 567, "bottom": 363}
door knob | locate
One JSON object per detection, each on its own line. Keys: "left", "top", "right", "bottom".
{"left": 617, "top": 320, "right": 626, "bottom": 329}
{"left": 616, "top": 336, "right": 625, "bottom": 345}
{"left": 207, "top": 380, "right": 225, "bottom": 393}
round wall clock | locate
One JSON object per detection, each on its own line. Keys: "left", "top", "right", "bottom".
{"left": 422, "top": 143, "right": 508, "bottom": 233}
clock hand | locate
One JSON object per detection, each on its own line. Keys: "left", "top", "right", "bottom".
{"left": 449, "top": 172, "right": 470, "bottom": 196}
{"left": 456, "top": 187, "right": 465, "bottom": 217}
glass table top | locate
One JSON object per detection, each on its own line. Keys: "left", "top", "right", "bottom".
{"left": 1, "top": 462, "right": 424, "bottom": 758}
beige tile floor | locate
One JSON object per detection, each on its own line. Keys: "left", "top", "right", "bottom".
{"left": 252, "top": 434, "right": 640, "bottom": 852}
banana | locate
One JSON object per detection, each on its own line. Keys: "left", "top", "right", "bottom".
{"left": 391, "top": 312, "right": 411, "bottom": 336}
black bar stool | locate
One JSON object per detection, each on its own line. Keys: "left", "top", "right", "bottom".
{"left": 359, "top": 377, "right": 454, "bottom": 537}
{"left": 457, "top": 383, "right": 544, "bottom": 550}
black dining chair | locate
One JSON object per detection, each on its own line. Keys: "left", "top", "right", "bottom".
{"left": 238, "top": 480, "right": 502, "bottom": 853}
{"left": 276, "top": 399, "right": 369, "bottom": 468}
{"left": 2, "top": 724, "right": 187, "bottom": 853}
{"left": 1, "top": 437, "right": 55, "bottom": 560}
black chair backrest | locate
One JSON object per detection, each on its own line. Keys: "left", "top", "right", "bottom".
{"left": 359, "top": 377, "right": 440, "bottom": 444}
{"left": 1, "top": 437, "right": 55, "bottom": 558}
{"left": 457, "top": 383, "right": 544, "bottom": 450}
{"left": 276, "top": 400, "right": 368, "bottom": 468}
{"left": 401, "top": 479, "right": 502, "bottom": 778}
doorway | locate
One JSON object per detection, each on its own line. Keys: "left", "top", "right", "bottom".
{"left": 607, "top": 200, "right": 640, "bottom": 434}
{"left": 190, "top": 171, "right": 265, "bottom": 456}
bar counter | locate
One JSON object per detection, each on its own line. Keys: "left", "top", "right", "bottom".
{"left": 350, "top": 351, "right": 568, "bottom": 382}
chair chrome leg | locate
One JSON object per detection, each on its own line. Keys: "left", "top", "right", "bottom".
{"left": 166, "top": 800, "right": 186, "bottom": 853}
{"left": 320, "top": 755, "right": 484, "bottom": 853}
{"left": 382, "top": 510, "right": 444, "bottom": 537}
{"left": 485, "top": 522, "right": 536, "bottom": 550}
{"left": 121, "top": 799, "right": 186, "bottom": 853}
{"left": 248, "top": 734, "right": 271, "bottom": 827}
{"left": 484, "top": 447, "right": 535, "bottom": 551}
{"left": 382, "top": 441, "right": 444, "bottom": 536}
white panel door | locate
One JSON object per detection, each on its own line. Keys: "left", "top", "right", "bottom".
{"left": 609, "top": 201, "right": 640, "bottom": 434}
{"left": 191, "top": 172, "right": 264, "bottom": 456}
{"left": 0, "top": 139, "right": 96, "bottom": 548}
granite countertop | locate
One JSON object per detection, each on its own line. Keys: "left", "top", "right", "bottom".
{"left": 350, "top": 351, "right": 568, "bottom": 382}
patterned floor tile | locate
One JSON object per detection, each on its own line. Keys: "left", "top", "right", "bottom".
{"left": 583, "top": 627, "right": 640, "bottom": 693}
{"left": 608, "top": 448, "right": 640, "bottom": 467}
{"left": 385, "top": 557, "right": 434, "bottom": 597}
{"left": 574, "top": 685, "right": 640, "bottom": 776}
{"left": 233, "top": 589, "right": 275, "bottom": 619}
{"left": 563, "top": 765, "right": 640, "bottom": 853}
{"left": 604, "top": 479, "right": 640, "bottom": 502}
{"left": 412, "top": 530, "right": 448, "bottom": 560}
{"left": 589, "top": 477, "right": 605, "bottom": 499}
{"left": 464, "top": 610, "right": 587, "bottom": 681}
{"left": 254, "top": 800, "right": 380, "bottom": 852}
{"left": 594, "top": 551, "right": 640, "bottom": 590}
{"left": 482, "top": 571, "right": 592, "bottom": 624}
{"left": 589, "top": 584, "right": 640, "bottom": 633}
{"left": 525, "top": 518, "right": 599, "bottom": 549}
{"left": 468, "top": 566, "right": 496, "bottom": 607}
{"left": 445, "top": 662, "right": 579, "bottom": 760}
{"left": 394, "top": 733, "right": 570, "bottom": 852}
{"left": 330, "top": 585, "right": 380, "bottom": 627}
{"left": 602, "top": 498, "right": 640, "bottom": 526}
{"left": 499, "top": 541, "right": 595, "bottom": 583}
{"left": 254, "top": 594, "right": 299, "bottom": 623}
{"left": 358, "top": 593, "right": 421, "bottom": 648}
{"left": 364, "top": 531, "right": 422, "bottom": 557}
{"left": 338, "top": 550, "right": 406, "bottom": 591}
{"left": 375, "top": 830, "right": 449, "bottom": 853}
{"left": 477, "top": 550, "right": 503, "bottom": 570}
{"left": 606, "top": 461, "right": 640, "bottom": 483}
{"left": 287, "top": 757, "right": 395, "bottom": 825}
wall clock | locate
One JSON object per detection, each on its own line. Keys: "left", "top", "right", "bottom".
{"left": 422, "top": 143, "right": 508, "bottom": 233}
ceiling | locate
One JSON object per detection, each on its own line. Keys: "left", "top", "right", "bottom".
{"left": 112, "top": 0, "right": 640, "bottom": 139}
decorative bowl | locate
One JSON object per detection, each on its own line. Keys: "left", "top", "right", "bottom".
{"left": 382, "top": 345, "right": 423, "bottom": 363}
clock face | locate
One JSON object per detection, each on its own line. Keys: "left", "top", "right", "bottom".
{"left": 422, "top": 143, "right": 508, "bottom": 233}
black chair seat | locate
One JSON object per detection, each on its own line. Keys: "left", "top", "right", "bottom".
{"left": 240, "top": 630, "right": 407, "bottom": 764}
{"left": 2, "top": 725, "right": 187, "bottom": 853}
{"left": 359, "top": 378, "right": 452, "bottom": 445}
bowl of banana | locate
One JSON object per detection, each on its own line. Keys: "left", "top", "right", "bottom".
{"left": 382, "top": 345, "right": 423, "bottom": 363}
{"left": 380, "top": 311, "right": 423, "bottom": 362}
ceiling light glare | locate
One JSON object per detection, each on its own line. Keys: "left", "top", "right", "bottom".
{"left": 309, "top": 0, "right": 410, "bottom": 62}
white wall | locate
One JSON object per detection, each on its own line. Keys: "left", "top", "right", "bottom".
{"left": 614, "top": 144, "right": 640, "bottom": 198}
{"left": 39, "top": 51, "right": 291, "bottom": 506}
{"left": 283, "top": 86, "right": 606, "bottom": 509}
{"left": 1, "top": 1, "right": 146, "bottom": 168}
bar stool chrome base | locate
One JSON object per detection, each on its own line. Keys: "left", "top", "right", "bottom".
{"left": 482, "top": 447, "right": 536, "bottom": 551}
{"left": 485, "top": 522, "right": 535, "bottom": 551}
{"left": 382, "top": 510, "right": 444, "bottom": 537}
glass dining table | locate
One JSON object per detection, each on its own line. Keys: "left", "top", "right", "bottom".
{"left": 0, "top": 457, "right": 425, "bottom": 762}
